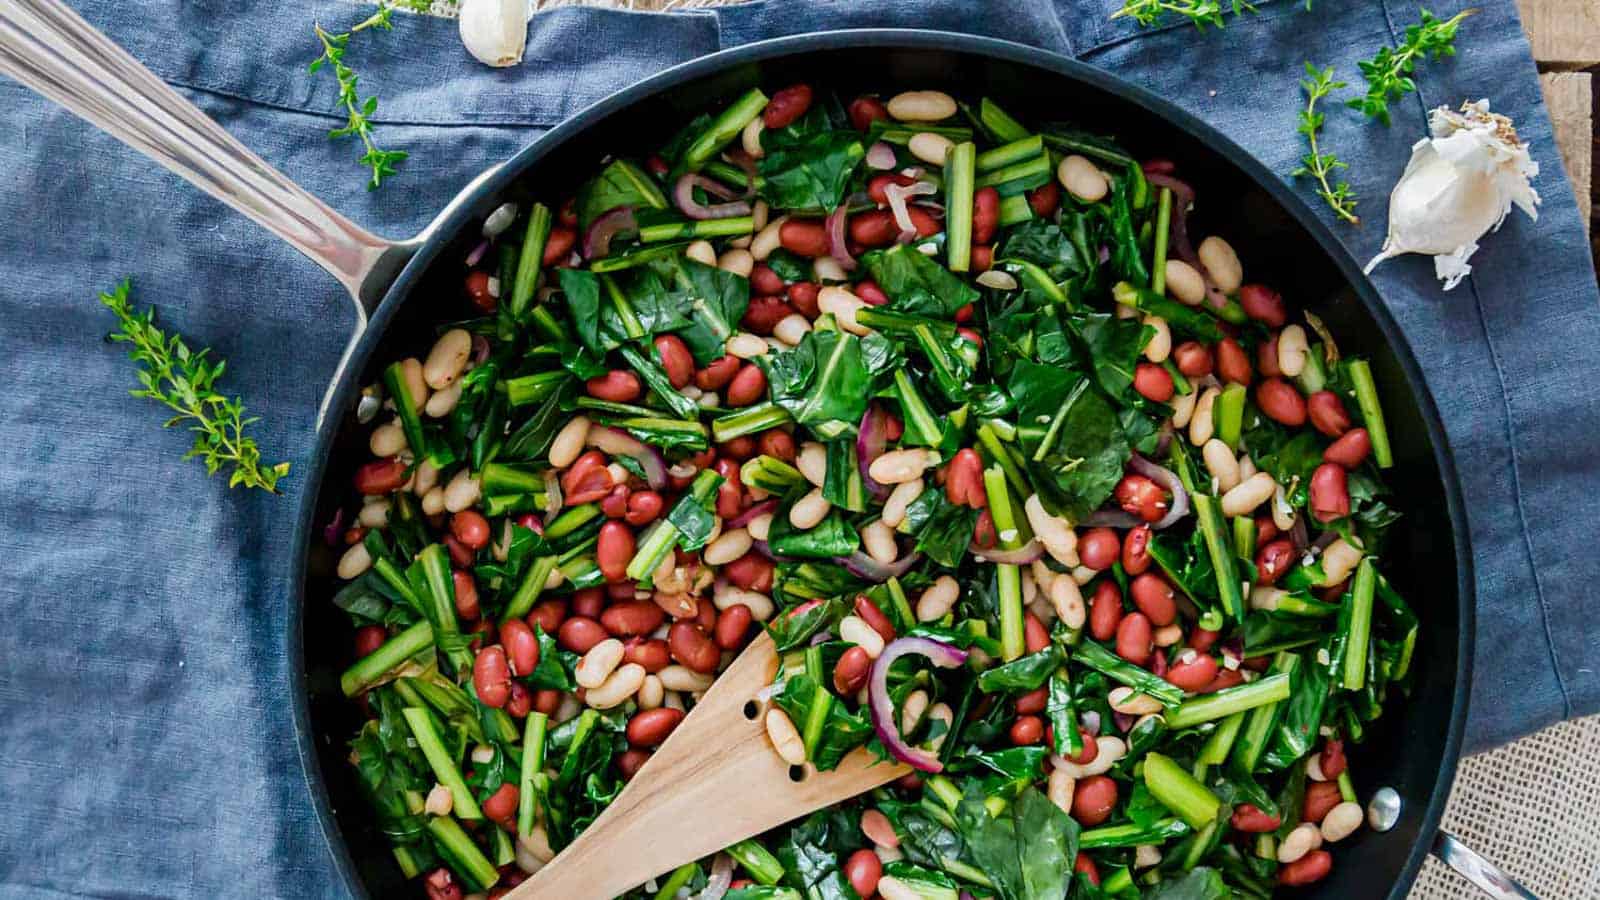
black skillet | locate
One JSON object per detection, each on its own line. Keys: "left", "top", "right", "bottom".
{"left": 1, "top": 2, "right": 1518, "bottom": 896}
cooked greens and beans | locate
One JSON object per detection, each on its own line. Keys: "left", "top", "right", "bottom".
{"left": 330, "top": 82, "right": 1415, "bottom": 900}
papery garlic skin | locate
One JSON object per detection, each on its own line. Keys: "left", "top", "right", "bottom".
{"left": 459, "top": 0, "right": 528, "bottom": 68}
{"left": 1365, "top": 100, "right": 1540, "bottom": 290}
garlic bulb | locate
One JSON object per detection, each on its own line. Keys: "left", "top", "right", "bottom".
{"left": 458, "top": 0, "right": 528, "bottom": 68}
{"left": 1365, "top": 99, "right": 1540, "bottom": 290}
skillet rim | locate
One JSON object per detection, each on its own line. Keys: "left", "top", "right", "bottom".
{"left": 286, "top": 28, "right": 1475, "bottom": 899}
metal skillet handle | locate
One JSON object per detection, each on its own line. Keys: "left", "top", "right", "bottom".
{"left": 0, "top": 0, "right": 497, "bottom": 425}
{"left": 1434, "top": 830, "right": 1541, "bottom": 899}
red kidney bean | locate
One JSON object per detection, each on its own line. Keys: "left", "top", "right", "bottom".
{"left": 1279, "top": 851, "right": 1333, "bottom": 887}
{"left": 853, "top": 596, "right": 896, "bottom": 643}
{"left": 354, "top": 458, "right": 408, "bottom": 495}
{"left": 908, "top": 206, "right": 941, "bottom": 238}
{"left": 473, "top": 646, "right": 512, "bottom": 708}
{"left": 779, "top": 219, "right": 830, "bottom": 257}
{"left": 1064, "top": 729, "right": 1100, "bottom": 765}
{"left": 1230, "top": 803, "right": 1282, "bottom": 833}
{"left": 756, "top": 429, "right": 795, "bottom": 463}
{"left": 616, "top": 749, "right": 650, "bottom": 781}
{"left": 849, "top": 210, "right": 899, "bottom": 248}
{"left": 1199, "top": 667, "right": 1245, "bottom": 694}
{"left": 884, "top": 413, "right": 904, "bottom": 442}
{"left": 971, "top": 244, "right": 993, "bottom": 272}
{"left": 1256, "top": 378, "right": 1308, "bottom": 426}
{"left": 1256, "top": 515, "right": 1280, "bottom": 544}
{"left": 1115, "top": 473, "right": 1168, "bottom": 523}
{"left": 614, "top": 638, "right": 665, "bottom": 674}
{"left": 611, "top": 580, "right": 640, "bottom": 602}
{"left": 1309, "top": 462, "right": 1350, "bottom": 523}
{"left": 1122, "top": 524, "right": 1153, "bottom": 575}
{"left": 1024, "top": 612, "right": 1051, "bottom": 654}
{"left": 586, "top": 370, "right": 642, "bottom": 404}
{"left": 844, "top": 849, "right": 882, "bottom": 898}
{"left": 719, "top": 436, "right": 757, "bottom": 461}
{"left": 725, "top": 553, "right": 776, "bottom": 593}
{"left": 1133, "top": 363, "right": 1176, "bottom": 402}
{"left": 1072, "top": 775, "right": 1119, "bottom": 826}
{"left": 786, "top": 282, "right": 821, "bottom": 318}
{"left": 506, "top": 681, "right": 533, "bottom": 718}
{"left": 1254, "top": 539, "right": 1296, "bottom": 586}
{"left": 715, "top": 604, "right": 754, "bottom": 650}
{"left": 945, "top": 448, "right": 986, "bottom": 508}
{"left": 531, "top": 689, "right": 561, "bottom": 717}
{"left": 442, "top": 534, "right": 474, "bottom": 569}
{"left": 601, "top": 600, "right": 665, "bottom": 638}
{"left": 600, "top": 485, "right": 631, "bottom": 519}
{"left": 972, "top": 186, "right": 1001, "bottom": 245}
{"left": 570, "top": 587, "right": 605, "bottom": 620}
{"left": 627, "top": 707, "right": 685, "bottom": 748}
{"left": 529, "top": 599, "right": 566, "bottom": 635}
{"left": 451, "top": 570, "right": 480, "bottom": 620}
{"left": 972, "top": 508, "right": 997, "bottom": 550}
{"left": 866, "top": 173, "right": 917, "bottom": 206}
{"left": 543, "top": 227, "right": 576, "bottom": 266}
{"left": 500, "top": 619, "right": 541, "bottom": 676}
{"left": 713, "top": 459, "right": 745, "bottom": 520}
{"left": 624, "top": 490, "right": 664, "bottom": 527}
{"left": 558, "top": 616, "right": 607, "bottom": 654}
{"left": 1079, "top": 527, "right": 1121, "bottom": 570}
{"left": 833, "top": 645, "right": 872, "bottom": 695}
{"left": 464, "top": 270, "right": 495, "bottom": 314}
{"left": 749, "top": 264, "right": 785, "bottom": 297}
{"left": 1150, "top": 649, "right": 1169, "bottom": 678}
{"left": 482, "top": 782, "right": 518, "bottom": 823}
{"left": 1028, "top": 181, "right": 1060, "bottom": 217}
{"left": 355, "top": 625, "right": 387, "bottom": 658}
{"left": 1257, "top": 336, "right": 1283, "bottom": 378}
{"left": 1015, "top": 687, "right": 1048, "bottom": 714}
{"left": 668, "top": 622, "right": 720, "bottom": 674}
{"left": 561, "top": 450, "right": 613, "bottom": 504}
{"left": 725, "top": 364, "right": 767, "bottom": 407}
{"left": 1129, "top": 573, "right": 1177, "bottom": 626}
{"left": 1320, "top": 739, "right": 1348, "bottom": 779}
{"left": 1216, "top": 338, "right": 1253, "bottom": 386}
{"left": 1089, "top": 581, "right": 1124, "bottom": 641}
{"left": 1116, "top": 612, "right": 1154, "bottom": 665}
{"left": 695, "top": 354, "right": 741, "bottom": 391}
{"left": 425, "top": 868, "right": 464, "bottom": 900}
{"left": 1303, "top": 781, "right": 1343, "bottom": 823}
{"left": 1323, "top": 427, "right": 1372, "bottom": 469}
{"left": 1242, "top": 655, "right": 1273, "bottom": 672}
{"left": 1074, "top": 853, "right": 1100, "bottom": 887}
{"left": 1010, "top": 715, "right": 1045, "bottom": 745}
{"left": 763, "top": 84, "right": 813, "bottom": 128}
{"left": 1239, "top": 284, "right": 1287, "bottom": 327}
{"left": 1187, "top": 627, "right": 1220, "bottom": 652}
{"left": 558, "top": 196, "right": 580, "bottom": 226}
{"left": 1306, "top": 390, "right": 1352, "bottom": 437}
{"left": 1166, "top": 653, "right": 1219, "bottom": 691}
{"left": 694, "top": 596, "right": 719, "bottom": 632}
{"left": 596, "top": 521, "right": 635, "bottom": 582}
{"left": 957, "top": 327, "right": 983, "bottom": 349}
{"left": 848, "top": 96, "right": 890, "bottom": 131}
{"left": 1173, "top": 341, "right": 1213, "bottom": 377}
{"left": 741, "top": 296, "right": 795, "bottom": 335}
{"left": 953, "top": 302, "right": 974, "bottom": 323}
{"left": 650, "top": 334, "right": 695, "bottom": 390}
{"left": 449, "top": 511, "right": 490, "bottom": 551}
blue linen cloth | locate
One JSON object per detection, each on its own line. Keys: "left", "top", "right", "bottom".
{"left": 0, "top": 0, "right": 1595, "bottom": 896}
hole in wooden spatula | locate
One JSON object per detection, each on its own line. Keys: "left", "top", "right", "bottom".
{"left": 743, "top": 700, "right": 759, "bottom": 720}
{"left": 788, "top": 764, "right": 807, "bottom": 783}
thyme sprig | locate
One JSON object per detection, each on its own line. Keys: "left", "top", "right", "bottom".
{"left": 309, "top": 1, "right": 430, "bottom": 189}
{"left": 1294, "top": 63, "right": 1359, "bottom": 224}
{"left": 1348, "top": 8, "right": 1477, "bottom": 125}
{"left": 101, "top": 280, "right": 290, "bottom": 492}
{"left": 1109, "top": 0, "right": 1256, "bottom": 29}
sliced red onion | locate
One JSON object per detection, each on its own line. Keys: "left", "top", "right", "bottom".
{"left": 691, "top": 853, "right": 733, "bottom": 900}
{"left": 825, "top": 204, "right": 857, "bottom": 272}
{"left": 884, "top": 181, "right": 936, "bottom": 243}
{"left": 835, "top": 551, "right": 922, "bottom": 583}
{"left": 1290, "top": 516, "right": 1311, "bottom": 555}
{"left": 865, "top": 141, "right": 897, "bottom": 170}
{"left": 725, "top": 150, "right": 760, "bottom": 200}
{"left": 1080, "top": 710, "right": 1102, "bottom": 734}
{"left": 1144, "top": 173, "right": 1198, "bottom": 268}
{"left": 471, "top": 334, "right": 491, "bottom": 365}
{"left": 728, "top": 499, "right": 778, "bottom": 530}
{"left": 583, "top": 206, "right": 637, "bottom": 259}
{"left": 464, "top": 239, "right": 490, "bottom": 267}
{"left": 1311, "top": 530, "right": 1338, "bottom": 553}
{"left": 323, "top": 507, "right": 347, "bottom": 548}
{"left": 1112, "top": 711, "right": 1137, "bottom": 733}
{"left": 674, "top": 173, "right": 752, "bottom": 220}
{"left": 1154, "top": 421, "right": 1174, "bottom": 458}
{"left": 969, "top": 540, "right": 1044, "bottom": 565}
{"left": 542, "top": 470, "right": 563, "bottom": 524}
{"left": 857, "top": 404, "right": 891, "bottom": 500}
{"left": 753, "top": 540, "right": 797, "bottom": 564}
{"left": 1128, "top": 454, "right": 1189, "bottom": 530}
{"left": 586, "top": 425, "right": 668, "bottom": 490}
{"left": 1082, "top": 509, "right": 1142, "bottom": 529}
{"left": 869, "top": 637, "right": 969, "bottom": 773}
{"left": 809, "top": 631, "right": 834, "bottom": 647}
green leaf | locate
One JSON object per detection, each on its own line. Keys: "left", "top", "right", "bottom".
{"left": 954, "top": 783, "right": 1078, "bottom": 900}
{"left": 773, "top": 675, "right": 874, "bottom": 772}
{"left": 757, "top": 130, "right": 866, "bottom": 212}
{"left": 761, "top": 328, "right": 872, "bottom": 437}
{"left": 575, "top": 159, "right": 668, "bottom": 231}
{"left": 860, "top": 244, "right": 981, "bottom": 319}
{"left": 1141, "top": 867, "right": 1231, "bottom": 900}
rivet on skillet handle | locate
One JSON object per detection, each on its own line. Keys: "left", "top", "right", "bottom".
{"left": 0, "top": 0, "right": 499, "bottom": 427}
{"left": 1433, "top": 830, "right": 1541, "bottom": 899}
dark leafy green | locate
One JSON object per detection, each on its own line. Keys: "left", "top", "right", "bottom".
{"left": 861, "top": 244, "right": 981, "bottom": 318}
{"left": 757, "top": 130, "right": 865, "bottom": 212}
{"left": 954, "top": 783, "right": 1079, "bottom": 900}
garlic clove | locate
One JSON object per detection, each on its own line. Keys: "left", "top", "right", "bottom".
{"left": 1364, "top": 100, "right": 1539, "bottom": 290}
{"left": 459, "top": 0, "right": 528, "bottom": 68}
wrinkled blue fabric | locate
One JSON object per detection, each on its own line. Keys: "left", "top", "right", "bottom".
{"left": 0, "top": 0, "right": 1595, "bottom": 896}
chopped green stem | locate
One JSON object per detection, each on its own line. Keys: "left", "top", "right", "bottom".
{"left": 1337, "top": 770, "right": 1357, "bottom": 804}
{"left": 726, "top": 838, "right": 785, "bottom": 885}
{"left": 427, "top": 816, "right": 499, "bottom": 891}
{"left": 504, "top": 555, "right": 558, "bottom": 620}
{"left": 1199, "top": 710, "right": 1247, "bottom": 767}
{"left": 741, "top": 453, "right": 805, "bottom": 494}
{"left": 402, "top": 707, "right": 482, "bottom": 819}
{"left": 703, "top": 158, "right": 766, "bottom": 190}
{"left": 1342, "top": 559, "right": 1378, "bottom": 690}
{"left": 653, "top": 862, "right": 699, "bottom": 900}
{"left": 1152, "top": 187, "right": 1172, "bottom": 293}
{"left": 976, "top": 423, "right": 1030, "bottom": 497}
{"left": 1347, "top": 360, "right": 1393, "bottom": 467}
{"left": 997, "top": 192, "right": 1033, "bottom": 226}
{"left": 1169, "top": 673, "right": 1292, "bottom": 729}
{"left": 974, "top": 153, "right": 1051, "bottom": 191}
{"left": 801, "top": 678, "right": 833, "bottom": 759}
{"left": 892, "top": 371, "right": 943, "bottom": 447}
{"left": 620, "top": 346, "right": 699, "bottom": 419}
{"left": 504, "top": 370, "right": 568, "bottom": 408}
{"left": 509, "top": 203, "right": 552, "bottom": 320}
{"left": 886, "top": 577, "right": 917, "bottom": 629}
{"left": 684, "top": 88, "right": 769, "bottom": 171}
{"left": 1229, "top": 652, "right": 1299, "bottom": 773}
{"left": 640, "top": 216, "right": 755, "bottom": 243}
{"left": 382, "top": 361, "right": 428, "bottom": 458}
{"left": 626, "top": 520, "right": 680, "bottom": 582}
{"left": 1233, "top": 514, "right": 1257, "bottom": 562}
{"left": 978, "top": 98, "right": 1030, "bottom": 143}
{"left": 1008, "top": 259, "right": 1068, "bottom": 305}
{"left": 977, "top": 136, "right": 1044, "bottom": 173}
{"left": 1079, "top": 817, "right": 1190, "bottom": 849}
{"left": 589, "top": 242, "right": 690, "bottom": 274}
{"left": 1144, "top": 751, "right": 1222, "bottom": 828}
{"left": 997, "top": 564, "right": 1024, "bottom": 662}
{"left": 1215, "top": 383, "right": 1246, "bottom": 450}
{"left": 517, "top": 712, "right": 549, "bottom": 838}
{"left": 712, "top": 401, "right": 794, "bottom": 442}
{"left": 340, "top": 621, "right": 432, "bottom": 696}
{"left": 926, "top": 774, "right": 964, "bottom": 812}
{"left": 945, "top": 141, "right": 977, "bottom": 273}
{"left": 545, "top": 503, "right": 602, "bottom": 541}
{"left": 1072, "top": 641, "right": 1185, "bottom": 708}
{"left": 480, "top": 462, "right": 542, "bottom": 496}
{"left": 1190, "top": 492, "right": 1245, "bottom": 624}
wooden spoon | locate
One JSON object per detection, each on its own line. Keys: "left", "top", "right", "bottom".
{"left": 510, "top": 631, "right": 908, "bottom": 898}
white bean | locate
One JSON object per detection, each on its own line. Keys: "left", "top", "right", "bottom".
{"left": 740, "top": 116, "right": 765, "bottom": 159}
{"left": 337, "top": 542, "right": 372, "bottom": 580}
{"left": 1165, "top": 260, "right": 1206, "bottom": 306}
{"left": 1220, "top": 472, "right": 1277, "bottom": 518}
{"left": 1170, "top": 379, "right": 1201, "bottom": 428}
{"left": 765, "top": 706, "right": 806, "bottom": 765}
{"left": 751, "top": 216, "right": 788, "bottom": 261}
{"left": 818, "top": 286, "right": 869, "bottom": 335}
{"left": 925, "top": 703, "right": 953, "bottom": 752}
{"left": 1108, "top": 686, "right": 1163, "bottom": 715}
{"left": 1047, "top": 767, "right": 1077, "bottom": 814}
{"left": 358, "top": 499, "right": 391, "bottom": 528}
{"left": 637, "top": 674, "right": 664, "bottom": 710}
{"left": 1198, "top": 236, "right": 1243, "bottom": 292}
{"left": 704, "top": 527, "right": 753, "bottom": 566}
{"left": 1306, "top": 754, "right": 1329, "bottom": 782}
{"left": 718, "top": 248, "right": 754, "bottom": 278}
{"left": 887, "top": 90, "right": 958, "bottom": 122}
{"left": 585, "top": 663, "right": 645, "bottom": 709}
{"left": 869, "top": 448, "right": 939, "bottom": 485}
{"left": 423, "top": 329, "right": 473, "bottom": 390}
{"left": 425, "top": 783, "right": 453, "bottom": 817}
{"left": 420, "top": 486, "right": 446, "bottom": 516}
{"left": 908, "top": 132, "right": 954, "bottom": 166}
{"left": 881, "top": 478, "right": 923, "bottom": 528}
{"left": 1153, "top": 623, "right": 1184, "bottom": 646}
{"left": 399, "top": 357, "right": 430, "bottom": 410}
{"left": 876, "top": 877, "right": 925, "bottom": 900}
{"left": 774, "top": 313, "right": 811, "bottom": 346}
{"left": 745, "top": 512, "right": 773, "bottom": 543}
{"left": 1057, "top": 155, "right": 1108, "bottom": 202}
{"left": 976, "top": 270, "right": 1018, "bottom": 291}
{"left": 863, "top": 520, "right": 899, "bottom": 565}
{"left": 797, "top": 441, "right": 828, "bottom": 486}
{"left": 1320, "top": 537, "right": 1364, "bottom": 586}
{"left": 575, "top": 639, "right": 624, "bottom": 689}
{"left": 549, "top": 416, "right": 591, "bottom": 468}
{"left": 369, "top": 421, "right": 407, "bottom": 457}
{"left": 1237, "top": 454, "right": 1257, "bottom": 481}
{"left": 916, "top": 575, "right": 960, "bottom": 621}
{"left": 1134, "top": 844, "right": 1163, "bottom": 869}
{"left": 1278, "top": 822, "right": 1323, "bottom": 864}
{"left": 412, "top": 457, "right": 441, "bottom": 497}
{"left": 813, "top": 256, "right": 848, "bottom": 283}
{"left": 1050, "top": 574, "right": 1086, "bottom": 629}
{"left": 861, "top": 809, "right": 900, "bottom": 849}
{"left": 1142, "top": 315, "right": 1171, "bottom": 363}
{"left": 789, "top": 488, "right": 831, "bottom": 530}
{"left": 1272, "top": 483, "right": 1297, "bottom": 531}
{"left": 1250, "top": 586, "right": 1288, "bottom": 612}
{"left": 685, "top": 239, "right": 717, "bottom": 267}
{"left": 1025, "top": 494, "right": 1080, "bottom": 567}
{"left": 1278, "top": 324, "right": 1309, "bottom": 377}
{"left": 443, "top": 469, "right": 482, "bottom": 513}
{"left": 1051, "top": 736, "right": 1127, "bottom": 778}
{"left": 1189, "top": 386, "right": 1220, "bottom": 446}
{"left": 714, "top": 585, "right": 774, "bottom": 621}
{"left": 900, "top": 690, "right": 929, "bottom": 736}
{"left": 1321, "top": 802, "right": 1364, "bottom": 842}
{"left": 516, "top": 826, "right": 554, "bottom": 874}
{"left": 727, "top": 332, "right": 769, "bottom": 359}
{"left": 658, "top": 665, "right": 714, "bottom": 693}
{"left": 424, "top": 381, "right": 462, "bottom": 418}
{"left": 839, "top": 615, "right": 887, "bottom": 659}
{"left": 1202, "top": 438, "right": 1242, "bottom": 493}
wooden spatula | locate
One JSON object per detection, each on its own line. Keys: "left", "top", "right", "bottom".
{"left": 510, "top": 631, "right": 908, "bottom": 898}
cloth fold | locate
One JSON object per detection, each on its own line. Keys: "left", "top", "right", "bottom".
{"left": 0, "top": 0, "right": 1595, "bottom": 897}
